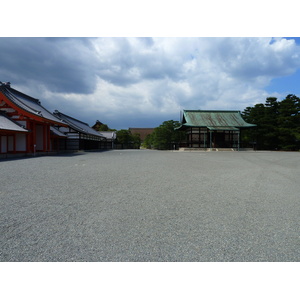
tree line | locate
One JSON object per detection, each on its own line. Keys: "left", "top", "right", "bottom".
{"left": 142, "top": 120, "right": 185, "bottom": 150}
{"left": 241, "top": 94, "right": 300, "bottom": 150}
{"left": 142, "top": 94, "right": 300, "bottom": 151}
{"left": 96, "top": 94, "right": 300, "bottom": 151}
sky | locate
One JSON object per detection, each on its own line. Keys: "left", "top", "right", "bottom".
{"left": 1, "top": 37, "right": 300, "bottom": 130}
{"left": 1, "top": 2, "right": 300, "bottom": 131}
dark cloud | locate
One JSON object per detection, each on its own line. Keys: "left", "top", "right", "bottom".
{"left": 0, "top": 37, "right": 97, "bottom": 93}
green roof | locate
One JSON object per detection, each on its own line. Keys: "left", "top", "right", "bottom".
{"left": 178, "top": 110, "right": 256, "bottom": 130}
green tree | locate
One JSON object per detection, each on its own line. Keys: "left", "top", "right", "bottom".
{"left": 142, "top": 134, "right": 154, "bottom": 149}
{"left": 264, "top": 97, "right": 279, "bottom": 149}
{"left": 242, "top": 94, "right": 300, "bottom": 150}
{"left": 132, "top": 133, "right": 141, "bottom": 149}
{"left": 277, "top": 94, "right": 300, "bottom": 150}
{"left": 116, "top": 130, "right": 141, "bottom": 149}
{"left": 98, "top": 124, "right": 110, "bottom": 131}
{"left": 116, "top": 129, "right": 131, "bottom": 148}
{"left": 242, "top": 103, "right": 266, "bottom": 149}
{"left": 93, "top": 121, "right": 115, "bottom": 132}
{"left": 144, "top": 120, "right": 185, "bottom": 150}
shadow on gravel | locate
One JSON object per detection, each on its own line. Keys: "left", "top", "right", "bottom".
{"left": 0, "top": 150, "right": 112, "bottom": 161}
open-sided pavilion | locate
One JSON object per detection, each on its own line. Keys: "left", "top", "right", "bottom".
{"left": 177, "top": 110, "right": 256, "bottom": 150}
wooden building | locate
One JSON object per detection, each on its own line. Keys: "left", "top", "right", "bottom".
{"left": 92, "top": 120, "right": 105, "bottom": 131}
{"left": 91, "top": 120, "right": 116, "bottom": 149}
{"left": 0, "top": 82, "right": 67, "bottom": 156}
{"left": 53, "top": 110, "right": 107, "bottom": 151}
{"left": 177, "top": 110, "right": 256, "bottom": 150}
{"left": 0, "top": 111, "right": 28, "bottom": 155}
{"left": 96, "top": 131, "right": 116, "bottom": 149}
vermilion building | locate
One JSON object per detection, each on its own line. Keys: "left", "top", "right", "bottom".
{"left": 0, "top": 82, "right": 67, "bottom": 156}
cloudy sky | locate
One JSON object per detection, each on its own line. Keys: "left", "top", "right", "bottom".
{"left": 1, "top": 0, "right": 300, "bottom": 130}
{"left": 1, "top": 37, "right": 300, "bottom": 129}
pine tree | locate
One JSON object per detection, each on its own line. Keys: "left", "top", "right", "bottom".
{"left": 241, "top": 94, "right": 300, "bottom": 150}
{"left": 277, "top": 94, "right": 300, "bottom": 150}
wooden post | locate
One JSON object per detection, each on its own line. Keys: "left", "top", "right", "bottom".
{"left": 26, "top": 121, "right": 31, "bottom": 153}
{"left": 32, "top": 123, "right": 36, "bottom": 153}
{"left": 47, "top": 124, "right": 51, "bottom": 151}
{"left": 43, "top": 124, "right": 47, "bottom": 152}
{"left": 13, "top": 133, "right": 16, "bottom": 153}
{"left": 198, "top": 127, "right": 201, "bottom": 148}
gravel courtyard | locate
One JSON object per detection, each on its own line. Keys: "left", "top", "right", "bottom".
{"left": 1, "top": 150, "right": 299, "bottom": 261}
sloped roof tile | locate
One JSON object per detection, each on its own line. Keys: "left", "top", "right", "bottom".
{"left": 179, "top": 110, "right": 256, "bottom": 129}
{"left": 0, "top": 112, "right": 28, "bottom": 132}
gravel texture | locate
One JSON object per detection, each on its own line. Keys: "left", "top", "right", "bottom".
{"left": 1, "top": 150, "right": 300, "bottom": 261}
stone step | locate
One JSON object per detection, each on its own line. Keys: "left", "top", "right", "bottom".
{"left": 178, "top": 147, "right": 239, "bottom": 152}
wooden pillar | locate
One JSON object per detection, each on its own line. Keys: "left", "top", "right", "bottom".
{"left": 43, "top": 125, "right": 47, "bottom": 151}
{"left": 26, "top": 121, "right": 31, "bottom": 153}
{"left": 32, "top": 122, "right": 36, "bottom": 153}
{"left": 13, "top": 133, "right": 16, "bottom": 153}
{"left": 6, "top": 135, "right": 8, "bottom": 153}
{"left": 47, "top": 125, "right": 51, "bottom": 151}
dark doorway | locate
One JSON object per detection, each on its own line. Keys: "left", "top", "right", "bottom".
{"left": 214, "top": 132, "right": 226, "bottom": 148}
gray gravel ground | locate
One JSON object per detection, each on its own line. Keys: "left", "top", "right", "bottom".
{"left": 1, "top": 150, "right": 300, "bottom": 261}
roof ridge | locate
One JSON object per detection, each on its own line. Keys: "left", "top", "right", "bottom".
{"left": 4, "top": 85, "right": 41, "bottom": 104}
{"left": 54, "top": 110, "right": 90, "bottom": 126}
{"left": 183, "top": 109, "right": 241, "bottom": 112}
{"left": 54, "top": 112, "right": 87, "bottom": 133}
{"left": 2, "top": 87, "right": 42, "bottom": 115}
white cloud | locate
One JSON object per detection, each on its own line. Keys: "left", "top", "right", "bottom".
{"left": 2, "top": 37, "right": 300, "bottom": 129}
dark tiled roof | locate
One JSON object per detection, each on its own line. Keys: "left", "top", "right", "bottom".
{"left": 50, "top": 126, "right": 67, "bottom": 137}
{"left": 53, "top": 110, "right": 105, "bottom": 138}
{"left": 0, "top": 84, "right": 66, "bottom": 125}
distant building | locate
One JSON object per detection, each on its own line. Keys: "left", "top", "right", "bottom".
{"left": 0, "top": 82, "right": 67, "bottom": 156}
{"left": 92, "top": 120, "right": 105, "bottom": 131}
{"left": 91, "top": 120, "right": 116, "bottom": 149}
{"left": 97, "top": 131, "right": 116, "bottom": 149}
{"left": 129, "top": 128, "right": 155, "bottom": 142}
{"left": 177, "top": 110, "right": 256, "bottom": 150}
